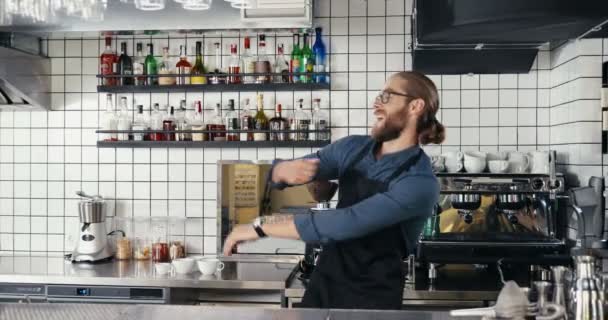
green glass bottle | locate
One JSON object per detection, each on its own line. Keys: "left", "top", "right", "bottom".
{"left": 145, "top": 44, "right": 158, "bottom": 85}
{"left": 290, "top": 34, "right": 302, "bottom": 84}
{"left": 300, "top": 33, "right": 314, "bottom": 83}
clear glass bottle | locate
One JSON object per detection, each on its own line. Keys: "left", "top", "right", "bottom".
{"left": 311, "top": 98, "right": 329, "bottom": 141}
{"left": 176, "top": 45, "right": 192, "bottom": 85}
{"left": 207, "top": 103, "right": 226, "bottom": 141}
{"left": 133, "top": 42, "right": 146, "bottom": 86}
{"left": 176, "top": 100, "right": 191, "bottom": 141}
{"left": 150, "top": 103, "right": 164, "bottom": 141}
{"left": 210, "top": 42, "right": 226, "bottom": 85}
{"left": 274, "top": 43, "right": 290, "bottom": 83}
{"left": 253, "top": 94, "right": 269, "bottom": 141}
{"left": 225, "top": 99, "right": 239, "bottom": 141}
{"left": 240, "top": 98, "right": 254, "bottom": 142}
{"left": 295, "top": 98, "right": 311, "bottom": 141}
{"left": 158, "top": 47, "right": 175, "bottom": 86}
{"left": 228, "top": 44, "right": 242, "bottom": 84}
{"left": 191, "top": 101, "right": 206, "bottom": 142}
{"left": 132, "top": 105, "right": 149, "bottom": 141}
{"left": 242, "top": 36, "right": 256, "bottom": 84}
{"left": 101, "top": 94, "right": 118, "bottom": 141}
{"left": 255, "top": 34, "right": 272, "bottom": 84}
{"left": 117, "top": 97, "right": 131, "bottom": 141}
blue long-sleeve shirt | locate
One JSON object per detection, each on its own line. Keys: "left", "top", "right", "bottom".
{"left": 274, "top": 135, "right": 439, "bottom": 253}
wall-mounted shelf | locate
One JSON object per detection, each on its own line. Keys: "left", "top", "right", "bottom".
{"left": 97, "top": 82, "right": 330, "bottom": 93}
{"left": 97, "top": 140, "right": 330, "bottom": 148}
{"left": 96, "top": 72, "right": 330, "bottom": 93}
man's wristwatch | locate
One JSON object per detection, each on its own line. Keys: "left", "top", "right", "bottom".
{"left": 252, "top": 217, "right": 267, "bottom": 238}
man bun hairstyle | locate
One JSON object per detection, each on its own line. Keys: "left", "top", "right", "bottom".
{"left": 395, "top": 71, "right": 445, "bottom": 145}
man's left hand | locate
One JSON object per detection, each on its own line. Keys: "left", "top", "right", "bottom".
{"left": 222, "top": 224, "right": 259, "bottom": 256}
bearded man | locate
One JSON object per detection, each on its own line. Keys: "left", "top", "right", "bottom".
{"left": 223, "top": 71, "right": 445, "bottom": 310}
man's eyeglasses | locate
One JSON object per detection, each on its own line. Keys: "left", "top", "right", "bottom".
{"left": 375, "top": 90, "right": 416, "bottom": 104}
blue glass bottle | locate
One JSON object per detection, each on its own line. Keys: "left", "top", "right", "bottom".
{"left": 312, "top": 27, "right": 327, "bottom": 84}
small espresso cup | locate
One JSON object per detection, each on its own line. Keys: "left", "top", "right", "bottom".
{"left": 508, "top": 152, "right": 531, "bottom": 173}
{"left": 197, "top": 257, "right": 225, "bottom": 276}
{"left": 155, "top": 263, "right": 172, "bottom": 275}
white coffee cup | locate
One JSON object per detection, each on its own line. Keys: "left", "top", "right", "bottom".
{"left": 431, "top": 156, "right": 446, "bottom": 172}
{"left": 443, "top": 151, "right": 464, "bottom": 173}
{"left": 508, "top": 152, "right": 531, "bottom": 174}
{"left": 155, "top": 263, "right": 172, "bottom": 275}
{"left": 172, "top": 258, "right": 195, "bottom": 274}
{"left": 464, "top": 151, "right": 487, "bottom": 159}
{"left": 464, "top": 157, "right": 486, "bottom": 173}
{"left": 487, "top": 151, "right": 508, "bottom": 161}
{"left": 529, "top": 151, "right": 550, "bottom": 174}
{"left": 488, "top": 160, "right": 509, "bottom": 174}
{"left": 197, "top": 257, "right": 225, "bottom": 276}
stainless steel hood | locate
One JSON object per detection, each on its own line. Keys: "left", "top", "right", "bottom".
{"left": 0, "top": 1, "right": 312, "bottom": 33}
{"left": 0, "top": 33, "right": 50, "bottom": 111}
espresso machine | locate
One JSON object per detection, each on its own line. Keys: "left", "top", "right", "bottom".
{"left": 417, "top": 164, "right": 567, "bottom": 285}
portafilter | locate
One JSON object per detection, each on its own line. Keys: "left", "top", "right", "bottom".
{"left": 307, "top": 181, "right": 339, "bottom": 210}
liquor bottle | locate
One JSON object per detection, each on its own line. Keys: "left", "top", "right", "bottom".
{"left": 225, "top": 99, "right": 240, "bottom": 141}
{"left": 274, "top": 44, "right": 290, "bottom": 83}
{"left": 101, "top": 94, "right": 118, "bottom": 141}
{"left": 301, "top": 33, "right": 314, "bottom": 83}
{"left": 117, "top": 97, "right": 131, "bottom": 141}
{"left": 212, "top": 42, "right": 227, "bottom": 85}
{"left": 133, "top": 43, "right": 146, "bottom": 86}
{"left": 158, "top": 47, "right": 175, "bottom": 86}
{"left": 312, "top": 27, "right": 327, "bottom": 84}
{"left": 191, "top": 101, "right": 206, "bottom": 142}
{"left": 269, "top": 104, "right": 289, "bottom": 141}
{"left": 145, "top": 44, "right": 158, "bottom": 85}
{"left": 176, "top": 100, "right": 192, "bottom": 141}
{"left": 228, "top": 44, "right": 241, "bottom": 84}
{"left": 150, "top": 103, "right": 164, "bottom": 141}
{"left": 132, "top": 105, "right": 149, "bottom": 141}
{"left": 117, "top": 42, "right": 133, "bottom": 86}
{"left": 242, "top": 37, "right": 256, "bottom": 84}
{"left": 176, "top": 45, "right": 192, "bottom": 85}
{"left": 240, "top": 98, "right": 254, "bottom": 142}
{"left": 163, "top": 106, "right": 176, "bottom": 141}
{"left": 256, "top": 34, "right": 272, "bottom": 84}
{"left": 253, "top": 94, "right": 269, "bottom": 141}
{"left": 100, "top": 37, "right": 117, "bottom": 86}
{"left": 290, "top": 34, "right": 302, "bottom": 84}
{"left": 191, "top": 41, "right": 207, "bottom": 85}
{"left": 207, "top": 103, "right": 226, "bottom": 141}
{"left": 310, "top": 98, "right": 329, "bottom": 141}
{"left": 295, "top": 99, "right": 311, "bottom": 141}
{"left": 288, "top": 103, "right": 297, "bottom": 141}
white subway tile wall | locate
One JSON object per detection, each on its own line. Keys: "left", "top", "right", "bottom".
{"left": 0, "top": 0, "right": 570, "bottom": 255}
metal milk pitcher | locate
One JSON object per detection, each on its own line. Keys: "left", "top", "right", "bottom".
{"left": 571, "top": 255, "right": 603, "bottom": 320}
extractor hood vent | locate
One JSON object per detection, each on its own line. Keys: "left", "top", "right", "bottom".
{"left": 0, "top": 33, "right": 50, "bottom": 111}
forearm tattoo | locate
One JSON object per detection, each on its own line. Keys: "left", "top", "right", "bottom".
{"left": 259, "top": 214, "right": 294, "bottom": 225}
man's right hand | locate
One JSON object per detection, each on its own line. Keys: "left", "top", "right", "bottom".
{"left": 272, "top": 158, "right": 320, "bottom": 185}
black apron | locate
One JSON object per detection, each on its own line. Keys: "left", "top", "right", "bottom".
{"left": 300, "top": 144, "right": 423, "bottom": 310}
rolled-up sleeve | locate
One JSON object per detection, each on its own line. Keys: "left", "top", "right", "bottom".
{"left": 269, "top": 136, "right": 363, "bottom": 189}
{"left": 293, "top": 174, "right": 439, "bottom": 244}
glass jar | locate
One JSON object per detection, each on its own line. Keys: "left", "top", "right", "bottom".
{"left": 151, "top": 218, "right": 169, "bottom": 262}
{"left": 169, "top": 217, "right": 187, "bottom": 260}
{"left": 133, "top": 217, "right": 151, "bottom": 260}
{"left": 113, "top": 217, "right": 133, "bottom": 260}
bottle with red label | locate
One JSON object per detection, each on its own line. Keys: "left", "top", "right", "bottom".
{"left": 228, "top": 44, "right": 242, "bottom": 84}
{"left": 100, "top": 36, "right": 117, "bottom": 86}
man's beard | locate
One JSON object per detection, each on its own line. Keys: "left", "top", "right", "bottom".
{"left": 371, "top": 109, "right": 408, "bottom": 142}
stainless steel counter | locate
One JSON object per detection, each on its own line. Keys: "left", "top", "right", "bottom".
{"left": 0, "top": 303, "right": 473, "bottom": 320}
{"left": 0, "top": 255, "right": 296, "bottom": 290}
